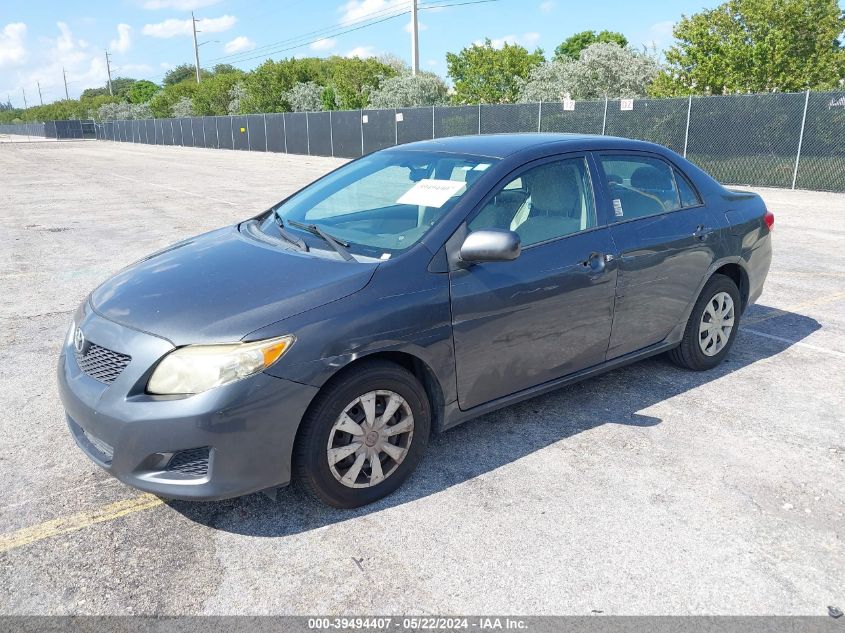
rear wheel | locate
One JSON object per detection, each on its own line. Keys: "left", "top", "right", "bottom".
{"left": 669, "top": 274, "right": 741, "bottom": 371}
{"left": 293, "top": 360, "right": 430, "bottom": 508}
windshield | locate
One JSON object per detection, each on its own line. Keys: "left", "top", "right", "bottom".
{"left": 264, "top": 150, "right": 497, "bottom": 258}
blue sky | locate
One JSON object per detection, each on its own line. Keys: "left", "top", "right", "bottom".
{"left": 1, "top": 0, "right": 728, "bottom": 105}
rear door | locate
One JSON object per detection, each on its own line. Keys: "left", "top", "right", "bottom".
{"left": 449, "top": 154, "right": 618, "bottom": 410}
{"left": 597, "top": 152, "right": 720, "bottom": 359}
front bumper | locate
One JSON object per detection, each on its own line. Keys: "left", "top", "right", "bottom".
{"left": 57, "top": 302, "right": 318, "bottom": 501}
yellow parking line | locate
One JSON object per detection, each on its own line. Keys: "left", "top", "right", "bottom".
{"left": 0, "top": 493, "right": 163, "bottom": 555}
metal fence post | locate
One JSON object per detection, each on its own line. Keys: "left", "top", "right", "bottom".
{"left": 478, "top": 103, "right": 482, "bottom": 135}
{"left": 394, "top": 108, "right": 398, "bottom": 146}
{"left": 246, "top": 117, "right": 251, "bottom": 151}
{"left": 263, "top": 113, "right": 268, "bottom": 152}
{"left": 306, "top": 112, "right": 311, "bottom": 155}
{"left": 537, "top": 101, "right": 542, "bottom": 133}
{"left": 683, "top": 95, "right": 692, "bottom": 158}
{"left": 360, "top": 110, "right": 364, "bottom": 155}
{"left": 431, "top": 106, "right": 435, "bottom": 139}
{"left": 791, "top": 89, "right": 811, "bottom": 190}
{"left": 282, "top": 113, "right": 288, "bottom": 153}
{"left": 329, "top": 110, "right": 334, "bottom": 157}
{"left": 601, "top": 96, "right": 608, "bottom": 135}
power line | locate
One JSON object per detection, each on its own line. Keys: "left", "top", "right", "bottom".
{"left": 211, "top": 0, "right": 501, "bottom": 66}
{"left": 215, "top": 11, "right": 412, "bottom": 66}
{"left": 208, "top": 2, "right": 413, "bottom": 64}
{"left": 43, "top": 0, "right": 502, "bottom": 96}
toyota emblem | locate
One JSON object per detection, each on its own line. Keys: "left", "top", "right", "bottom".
{"left": 73, "top": 327, "right": 85, "bottom": 353}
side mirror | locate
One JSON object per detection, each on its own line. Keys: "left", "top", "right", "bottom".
{"left": 459, "top": 229, "right": 521, "bottom": 263}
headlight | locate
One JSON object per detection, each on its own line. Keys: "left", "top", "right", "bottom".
{"left": 147, "top": 335, "right": 295, "bottom": 395}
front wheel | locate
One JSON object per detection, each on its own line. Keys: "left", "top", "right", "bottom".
{"left": 293, "top": 360, "right": 431, "bottom": 508}
{"left": 669, "top": 274, "right": 741, "bottom": 371}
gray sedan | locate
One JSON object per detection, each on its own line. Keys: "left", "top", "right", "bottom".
{"left": 58, "top": 134, "right": 773, "bottom": 507}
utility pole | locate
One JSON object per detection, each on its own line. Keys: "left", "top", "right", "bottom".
{"left": 21, "top": 87, "right": 27, "bottom": 109}
{"left": 105, "top": 50, "right": 114, "bottom": 95}
{"left": 37, "top": 81, "right": 43, "bottom": 105}
{"left": 192, "top": 12, "right": 202, "bottom": 83}
{"left": 63, "top": 68, "right": 70, "bottom": 100}
{"left": 410, "top": 0, "right": 419, "bottom": 76}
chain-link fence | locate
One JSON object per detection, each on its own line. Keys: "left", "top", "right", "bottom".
{"left": 0, "top": 119, "right": 95, "bottom": 139}
{"left": 3, "top": 91, "right": 844, "bottom": 191}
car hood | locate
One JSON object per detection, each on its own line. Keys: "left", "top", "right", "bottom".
{"left": 90, "top": 225, "right": 377, "bottom": 345}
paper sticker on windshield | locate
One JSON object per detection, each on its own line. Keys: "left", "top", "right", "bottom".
{"left": 613, "top": 198, "right": 624, "bottom": 217}
{"left": 397, "top": 179, "right": 466, "bottom": 208}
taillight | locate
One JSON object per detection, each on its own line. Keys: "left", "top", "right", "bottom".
{"left": 764, "top": 210, "right": 775, "bottom": 231}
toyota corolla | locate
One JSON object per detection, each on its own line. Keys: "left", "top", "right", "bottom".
{"left": 58, "top": 134, "right": 772, "bottom": 508}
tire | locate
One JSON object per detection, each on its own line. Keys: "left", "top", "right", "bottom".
{"left": 669, "top": 273, "right": 741, "bottom": 371}
{"left": 293, "top": 360, "right": 431, "bottom": 508}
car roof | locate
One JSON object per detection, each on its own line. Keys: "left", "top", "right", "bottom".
{"left": 391, "top": 133, "right": 668, "bottom": 159}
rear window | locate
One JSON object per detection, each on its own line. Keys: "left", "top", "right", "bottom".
{"left": 675, "top": 169, "right": 702, "bottom": 207}
{"left": 600, "top": 155, "right": 682, "bottom": 220}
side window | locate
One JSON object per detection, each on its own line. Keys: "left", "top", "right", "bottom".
{"left": 468, "top": 157, "right": 596, "bottom": 247}
{"left": 600, "top": 155, "right": 682, "bottom": 220}
{"left": 675, "top": 168, "right": 702, "bottom": 207}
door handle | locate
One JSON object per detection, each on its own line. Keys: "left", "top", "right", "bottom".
{"left": 694, "top": 225, "right": 714, "bottom": 240}
{"left": 580, "top": 252, "right": 607, "bottom": 274}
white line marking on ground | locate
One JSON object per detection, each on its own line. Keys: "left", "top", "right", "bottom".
{"left": 742, "top": 328, "right": 845, "bottom": 359}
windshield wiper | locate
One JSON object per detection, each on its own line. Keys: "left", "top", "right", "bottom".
{"left": 272, "top": 209, "right": 308, "bottom": 252}
{"left": 287, "top": 219, "right": 356, "bottom": 262}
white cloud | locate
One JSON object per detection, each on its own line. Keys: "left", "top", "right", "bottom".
{"left": 0, "top": 22, "right": 27, "bottom": 68}
{"left": 479, "top": 32, "right": 542, "bottom": 49}
{"left": 310, "top": 38, "right": 337, "bottom": 52}
{"left": 109, "top": 23, "right": 132, "bottom": 53}
{"left": 345, "top": 45, "right": 378, "bottom": 58}
{"left": 644, "top": 20, "right": 675, "bottom": 48}
{"left": 339, "top": 0, "right": 406, "bottom": 25}
{"left": 0, "top": 22, "right": 107, "bottom": 102}
{"left": 142, "top": 14, "right": 236, "bottom": 38}
{"left": 404, "top": 19, "right": 427, "bottom": 33}
{"left": 142, "top": 0, "right": 223, "bottom": 9}
{"left": 118, "top": 63, "right": 153, "bottom": 74}
{"left": 539, "top": 1, "right": 555, "bottom": 13}
{"left": 224, "top": 35, "right": 254, "bottom": 53}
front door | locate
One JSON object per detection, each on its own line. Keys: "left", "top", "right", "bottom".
{"left": 449, "top": 155, "right": 618, "bottom": 411}
{"left": 597, "top": 152, "right": 720, "bottom": 359}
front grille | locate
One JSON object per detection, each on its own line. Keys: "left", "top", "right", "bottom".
{"left": 75, "top": 342, "right": 131, "bottom": 384}
{"left": 166, "top": 447, "right": 210, "bottom": 477}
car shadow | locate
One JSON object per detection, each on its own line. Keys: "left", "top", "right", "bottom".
{"left": 166, "top": 304, "right": 820, "bottom": 536}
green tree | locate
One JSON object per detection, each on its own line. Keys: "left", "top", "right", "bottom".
{"left": 128, "top": 80, "right": 160, "bottom": 104}
{"left": 327, "top": 56, "right": 397, "bottom": 109}
{"left": 240, "top": 57, "right": 329, "bottom": 113}
{"left": 283, "top": 81, "right": 326, "bottom": 112}
{"left": 519, "top": 43, "right": 661, "bottom": 101}
{"left": 191, "top": 70, "right": 244, "bottom": 115}
{"left": 554, "top": 30, "right": 628, "bottom": 61}
{"left": 164, "top": 63, "right": 209, "bottom": 86}
{"left": 446, "top": 39, "right": 545, "bottom": 104}
{"left": 212, "top": 63, "right": 240, "bottom": 75}
{"left": 651, "top": 0, "right": 845, "bottom": 95}
{"left": 109, "top": 77, "right": 137, "bottom": 100}
{"left": 80, "top": 86, "right": 109, "bottom": 99}
{"left": 148, "top": 81, "right": 198, "bottom": 117}
{"left": 368, "top": 72, "right": 450, "bottom": 108}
